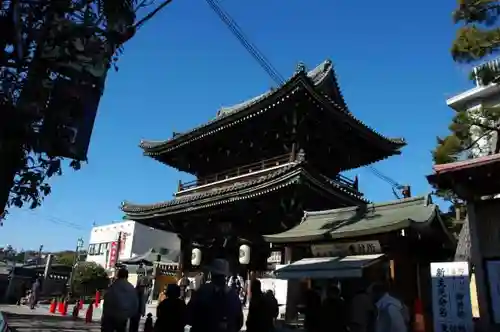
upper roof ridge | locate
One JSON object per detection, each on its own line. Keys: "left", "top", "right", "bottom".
{"left": 302, "top": 194, "right": 431, "bottom": 218}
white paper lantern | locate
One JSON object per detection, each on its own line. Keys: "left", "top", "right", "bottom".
{"left": 239, "top": 244, "right": 251, "bottom": 265}
{"left": 191, "top": 248, "right": 202, "bottom": 266}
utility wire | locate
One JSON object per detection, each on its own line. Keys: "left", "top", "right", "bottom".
{"left": 205, "top": 0, "right": 285, "bottom": 85}
{"left": 204, "top": 0, "right": 404, "bottom": 193}
{"left": 21, "top": 209, "right": 86, "bottom": 230}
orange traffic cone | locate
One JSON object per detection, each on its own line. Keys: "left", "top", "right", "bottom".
{"left": 413, "top": 298, "right": 425, "bottom": 332}
{"left": 78, "top": 298, "right": 84, "bottom": 310}
{"left": 95, "top": 290, "right": 100, "bottom": 308}
{"left": 85, "top": 303, "right": 93, "bottom": 323}
{"left": 57, "top": 299, "right": 63, "bottom": 313}
{"left": 49, "top": 298, "right": 57, "bottom": 314}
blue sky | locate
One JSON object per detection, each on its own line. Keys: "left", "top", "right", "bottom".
{"left": 1, "top": 0, "right": 479, "bottom": 251}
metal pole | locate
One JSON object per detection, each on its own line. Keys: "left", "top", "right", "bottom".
{"left": 68, "top": 238, "right": 84, "bottom": 295}
{"left": 37, "top": 245, "right": 43, "bottom": 269}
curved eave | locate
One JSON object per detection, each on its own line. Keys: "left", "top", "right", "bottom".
{"left": 139, "top": 60, "right": 353, "bottom": 155}
{"left": 300, "top": 78, "right": 406, "bottom": 153}
{"left": 142, "top": 84, "right": 405, "bottom": 165}
{"left": 265, "top": 196, "right": 439, "bottom": 243}
{"left": 139, "top": 67, "right": 309, "bottom": 155}
{"left": 141, "top": 60, "right": 405, "bottom": 157}
{"left": 121, "top": 165, "right": 366, "bottom": 220}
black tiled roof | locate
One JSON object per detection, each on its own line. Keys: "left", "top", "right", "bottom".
{"left": 121, "top": 162, "right": 367, "bottom": 218}
{"left": 140, "top": 60, "right": 405, "bottom": 155}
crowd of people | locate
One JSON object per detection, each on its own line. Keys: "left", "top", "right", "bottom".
{"left": 101, "top": 258, "right": 279, "bottom": 332}
{"left": 101, "top": 258, "right": 409, "bottom": 332}
{"left": 301, "top": 282, "right": 409, "bottom": 332}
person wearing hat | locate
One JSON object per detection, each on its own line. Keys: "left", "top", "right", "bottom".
{"left": 187, "top": 258, "right": 243, "bottom": 332}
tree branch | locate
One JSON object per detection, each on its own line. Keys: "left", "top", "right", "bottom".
{"left": 134, "top": 0, "right": 173, "bottom": 29}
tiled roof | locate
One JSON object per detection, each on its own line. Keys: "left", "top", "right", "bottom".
{"left": 264, "top": 195, "right": 439, "bottom": 243}
{"left": 140, "top": 59, "right": 405, "bottom": 155}
{"left": 121, "top": 162, "right": 367, "bottom": 218}
{"left": 432, "top": 153, "right": 500, "bottom": 174}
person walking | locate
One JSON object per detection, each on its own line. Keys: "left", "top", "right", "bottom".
{"left": 246, "top": 280, "right": 275, "bottom": 332}
{"left": 129, "top": 283, "right": 147, "bottom": 332}
{"left": 158, "top": 285, "right": 168, "bottom": 303}
{"left": 101, "top": 268, "right": 139, "bottom": 332}
{"left": 29, "top": 278, "right": 41, "bottom": 310}
{"left": 348, "top": 282, "right": 377, "bottom": 332}
{"left": 187, "top": 259, "right": 243, "bottom": 332}
{"left": 320, "top": 286, "right": 347, "bottom": 332}
{"left": 370, "top": 282, "right": 409, "bottom": 332}
{"left": 155, "top": 284, "right": 186, "bottom": 332}
{"left": 264, "top": 290, "right": 279, "bottom": 322}
{"left": 302, "top": 289, "right": 322, "bottom": 332}
{"left": 178, "top": 272, "right": 190, "bottom": 300}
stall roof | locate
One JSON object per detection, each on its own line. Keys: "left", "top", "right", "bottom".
{"left": 265, "top": 195, "right": 438, "bottom": 243}
{"left": 274, "top": 254, "right": 385, "bottom": 279}
{"left": 119, "top": 248, "right": 180, "bottom": 266}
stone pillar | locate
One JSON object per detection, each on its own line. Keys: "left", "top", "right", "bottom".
{"left": 284, "top": 246, "right": 301, "bottom": 322}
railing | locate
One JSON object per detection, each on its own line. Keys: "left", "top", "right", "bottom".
{"left": 178, "top": 153, "right": 294, "bottom": 191}
{"left": 176, "top": 149, "right": 359, "bottom": 194}
{"left": 473, "top": 58, "right": 500, "bottom": 86}
{"left": 336, "top": 173, "right": 357, "bottom": 188}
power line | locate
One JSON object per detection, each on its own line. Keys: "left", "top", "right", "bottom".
{"left": 21, "top": 210, "right": 86, "bottom": 231}
{"left": 204, "top": 0, "right": 406, "bottom": 196}
{"left": 205, "top": 0, "right": 285, "bottom": 85}
{"left": 366, "top": 165, "right": 402, "bottom": 189}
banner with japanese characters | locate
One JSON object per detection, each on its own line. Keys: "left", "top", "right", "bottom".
{"left": 431, "top": 261, "right": 473, "bottom": 332}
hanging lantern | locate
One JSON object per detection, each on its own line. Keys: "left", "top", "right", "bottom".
{"left": 191, "top": 248, "right": 202, "bottom": 266}
{"left": 239, "top": 244, "right": 251, "bottom": 265}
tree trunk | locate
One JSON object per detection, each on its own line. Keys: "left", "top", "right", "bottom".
{"left": 0, "top": 142, "right": 20, "bottom": 218}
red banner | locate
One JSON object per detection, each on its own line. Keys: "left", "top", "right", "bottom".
{"left": 119, "top": 233, "right": 127, "bottom": 256}
{"left": 108, "top": 241, "right": 118, "bottom": 268}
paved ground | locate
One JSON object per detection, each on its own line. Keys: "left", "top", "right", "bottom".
{"left": 0, "top": 305, "right": 101, "bottom": 332}
{"left": 0, "top": 304, "right": 294, "bottom": 332}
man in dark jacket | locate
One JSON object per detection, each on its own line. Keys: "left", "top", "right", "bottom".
{"left": 187, "top": 259, "right": 243, "bottom": 332}
{"left": 321, "top": 286, "right": 347, "bottom": 332}
{"left": 246, "top": 280, "right": 275, "bottom": 332}
{"left": 155, "top": 284, "right": 186, "bottom": 332}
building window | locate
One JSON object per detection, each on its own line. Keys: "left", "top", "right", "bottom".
{"left": 88, "top": 244, "right": 96, "bottom": 255}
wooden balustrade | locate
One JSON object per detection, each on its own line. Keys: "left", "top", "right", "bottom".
{"left": 179, "top": 153, "right": 292, "bottom": 191}
{"left": 177, "top": 151, "right": 359, "bottom": 193}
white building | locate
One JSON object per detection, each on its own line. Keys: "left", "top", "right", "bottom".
{"left": 86, "top": 220, "right": 180, "bottom": 269}
{"left": 446, "top": 58, "right": 500, "bottom": 157}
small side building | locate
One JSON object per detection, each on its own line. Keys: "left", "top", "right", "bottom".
{"left": 428, "top": 153, "right": 500, "bottom": 331}
{"left": 265, "top": 195, "right": 456, "bottom": 329}
{"left": 86, "top": 220, "right": 180, "bottom": 269}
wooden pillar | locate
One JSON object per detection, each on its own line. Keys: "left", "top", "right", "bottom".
{"left": 467, "top": 201, "right": 493, "bottom": 330}
{"left": 178, "top": 236, "right": 192, "bottom": 277}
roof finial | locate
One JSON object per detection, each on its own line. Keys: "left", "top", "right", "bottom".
{"left": 296, "top": 62, "right": 306, "bottom": 74}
